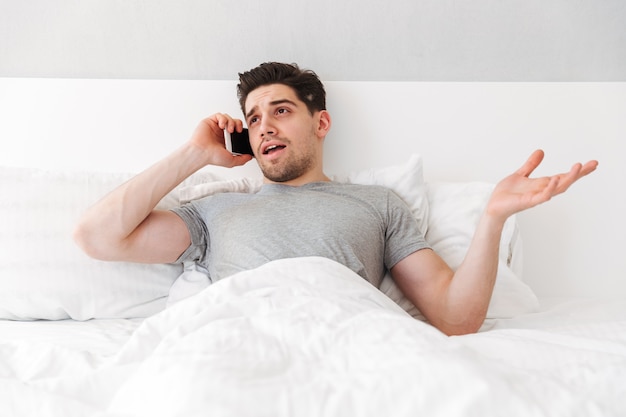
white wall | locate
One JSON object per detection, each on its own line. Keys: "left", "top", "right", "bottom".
{"left": 0, "top": 0, "right": 624, "bottom": 81}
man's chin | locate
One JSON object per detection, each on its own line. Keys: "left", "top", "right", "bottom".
{"left": 261, "top": 165, "right": 307, "bottom": 184}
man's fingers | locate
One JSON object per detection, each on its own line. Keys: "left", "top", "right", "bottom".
{"left": 209, "top": 113, "right": 243, "bottom": 133}
{"left": 516, "top": 149, "right": 545, "bottom": 178}
{"left": 581, "top": 160, "right": 599, "bottom": 177}
{"left": 553, "top": 160, "right": 597, "bottom": 195}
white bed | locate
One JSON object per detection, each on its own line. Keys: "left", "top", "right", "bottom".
{"left": 0, "top": 78, "right": 625, "bottom": 416}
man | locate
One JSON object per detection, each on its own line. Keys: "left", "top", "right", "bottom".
{"left": 74, "top": 62, "right": 598, "bottom": 336}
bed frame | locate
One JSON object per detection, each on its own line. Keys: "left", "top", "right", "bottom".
{"left": 0, "top": 78, "right": 624, "bottom": 299}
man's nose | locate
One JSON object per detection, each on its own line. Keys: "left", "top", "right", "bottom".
{"left": 260, "top": 119, "right": 276, "bottom": 137}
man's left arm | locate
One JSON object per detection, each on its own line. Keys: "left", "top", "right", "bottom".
{"left": 391, "top": 150, "right": 598, "bottom": 336}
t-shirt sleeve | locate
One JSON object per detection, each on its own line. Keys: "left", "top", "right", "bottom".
{"left": 384, "top": 190, "right": 431, "bottom": 269}
{"left": 170, "top": 202, "right": 209, "bottom": 265}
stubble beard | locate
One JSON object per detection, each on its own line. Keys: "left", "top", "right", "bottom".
{"left": 260, "top": 149, "right": 315, "bottom": 183}
{"left": 259, "top": 135, "right": 318, "bottom": 183}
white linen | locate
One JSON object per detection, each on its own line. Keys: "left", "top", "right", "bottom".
{"left": 0, "top": 318, "right": 141, "bottom": 355}
{"left": 1, "top": 257, "right": 624, "bottom": 417}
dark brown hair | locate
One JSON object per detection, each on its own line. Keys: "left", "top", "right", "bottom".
{"left": 237, "top": 62, "right": 326, "bottom": 115}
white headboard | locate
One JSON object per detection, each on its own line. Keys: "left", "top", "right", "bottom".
{"left": 1, "top": 78, "right": 624, "bottom": 298}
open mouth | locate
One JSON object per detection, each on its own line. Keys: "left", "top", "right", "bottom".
{"left": 263, "top": 144, "right": 286, "bottom": 155}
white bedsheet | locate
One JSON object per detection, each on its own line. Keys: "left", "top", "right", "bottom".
{"left": 1, "top": 257, "right": 625, "bottom": 417}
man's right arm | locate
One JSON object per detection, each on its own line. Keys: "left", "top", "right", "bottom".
{"left": 73, "top": 114, "right": 253, "bottom": 264}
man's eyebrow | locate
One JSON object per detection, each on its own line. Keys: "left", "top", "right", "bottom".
{"left": 245, "top": 99, "right": 298, "bottom": 120}
{"left": 270, "top": 99, "right": 298, "bottom": 107}
{"left": 245, "top": 106, "right": 257, "bottom": 120}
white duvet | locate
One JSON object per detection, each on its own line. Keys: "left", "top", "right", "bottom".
{"left": 1, "top": 257, "right": 625, "bottom": 417}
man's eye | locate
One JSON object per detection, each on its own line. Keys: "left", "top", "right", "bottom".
{"left": 249, "top": 117, "right": 259, "bottom": 124}
{"left": 277, "top": 108, "right": 288, "bottom": 115}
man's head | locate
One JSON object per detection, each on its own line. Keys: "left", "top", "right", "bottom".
{"left": 236, "top": 62, "right": 331, "bottom": 186}
{"left": 237, "top": 62, "right": 326, "bottom": 116}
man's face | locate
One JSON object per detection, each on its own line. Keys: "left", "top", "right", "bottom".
{"left": 244, "top": 84, "right": 330, "bottom": 185}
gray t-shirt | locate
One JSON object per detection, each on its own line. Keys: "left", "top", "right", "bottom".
{"left": 171, "top": 181, "right": 429, "bottom": 288}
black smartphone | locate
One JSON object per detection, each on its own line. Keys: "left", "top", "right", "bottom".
{"left": 225, "top": 128, "right": 254, "bottom": 156}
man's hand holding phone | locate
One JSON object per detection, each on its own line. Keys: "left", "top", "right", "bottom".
{"left": 188, "top": 114, "right": 253, "bottom": 168}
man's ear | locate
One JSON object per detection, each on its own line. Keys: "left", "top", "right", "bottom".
{"left": 316, "top": 110, "right": 332, "bottom": 138}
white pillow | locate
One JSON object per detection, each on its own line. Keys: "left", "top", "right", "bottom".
{"left": 0, "top": 166, "right": 214, "bottom": 320}
{"left": 332, "top": 154, "right": 429, "bottom": 235}
{"left": 380, "top": 182, "right": 539, "bottom": 321}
